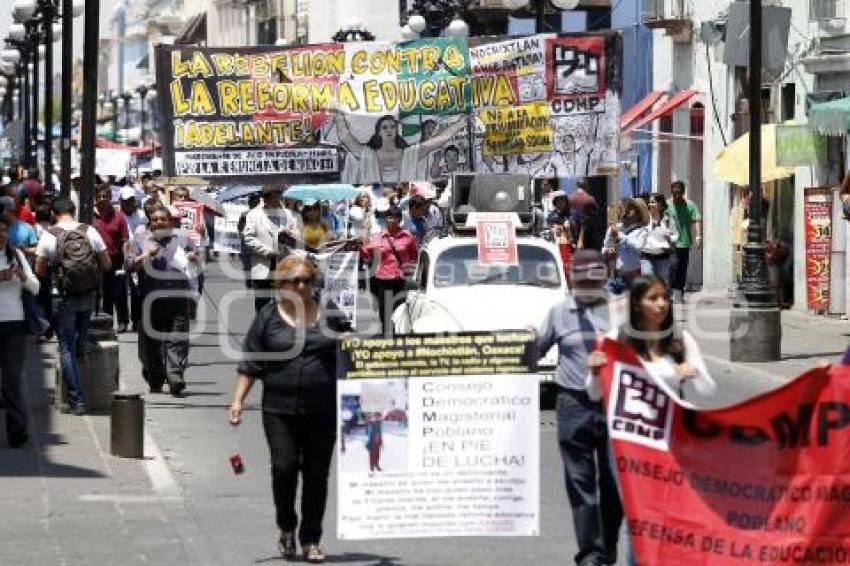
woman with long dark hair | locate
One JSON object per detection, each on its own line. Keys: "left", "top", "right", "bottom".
{"left": 0, "top": 216, "right": 40, "bottom": 447}
{"left": 588, "top": 276, "right": 715, "bottom": 399}
{"left": 640, "top": 193, "right": 677, "bottom": 284}
{"left": 228, "top": 256, "right": 350, "bottom": 564}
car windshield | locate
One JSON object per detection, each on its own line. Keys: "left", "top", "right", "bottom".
{"left": 432, "top": 244, "right": 562, "bottom": 289}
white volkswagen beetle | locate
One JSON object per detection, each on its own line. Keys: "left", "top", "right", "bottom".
{"left": 392, "top": 235, "right": 566, "bottom": 380}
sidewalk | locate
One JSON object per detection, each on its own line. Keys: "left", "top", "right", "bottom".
{"left": 678, "top": 293, "right": 848, "bottom": 408}
{"left": 0, "top": 340, "right": 219, "bottom": 566}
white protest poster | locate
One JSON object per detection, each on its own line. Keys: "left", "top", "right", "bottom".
{"left": 95, "top": 148, "right": 132, "bottom": 177}
{"left": 323, "top": 251, "right": 358, "bottom": 326}
{"left": 214, "top": 203, "right": 248, "bottom": 254}
{"left": 337, "top": 332, "right": 539, "bottom": 540}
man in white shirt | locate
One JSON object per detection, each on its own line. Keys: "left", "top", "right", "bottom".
{"left": 35, "top": 198, "right": 111, "bottom": 415}
{"left": 119, "top": 187, "right": 147, "bottom": 329}
{"left": 128, "top": 205, "right": 196, "bottom": 396}
{"left": 243, "top": 186, "right": 293, "bottom": 311}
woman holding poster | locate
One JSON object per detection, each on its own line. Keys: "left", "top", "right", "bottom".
{"left": 227, "top": 256, "right": 351, "bottom": 564}
{"left": 587, "top": 276, "right": 716, "bottom": 400}
{"left": 334, "top": 112, "right": 466, "bottom": 184}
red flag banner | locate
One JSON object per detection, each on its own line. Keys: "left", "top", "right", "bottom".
{"left": 598, "top": 338, "right": 850, "bottom": 565}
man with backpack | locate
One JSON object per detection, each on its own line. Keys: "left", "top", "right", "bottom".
{"left": 35, "top": 198, "right": 110, "bottom": 415}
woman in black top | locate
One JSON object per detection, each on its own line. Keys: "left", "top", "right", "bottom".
{"left": 228, "top": 255, "right": 348, "bottom": 564}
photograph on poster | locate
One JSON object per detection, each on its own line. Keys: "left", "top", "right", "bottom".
{"left": 339, "top": 379, "right": 409, "bottom": 474}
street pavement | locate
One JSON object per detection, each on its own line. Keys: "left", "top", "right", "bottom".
{"left": 1, "top": 259, "right": 847, "bottom": 565}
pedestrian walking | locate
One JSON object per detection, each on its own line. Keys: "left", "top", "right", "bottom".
{"left": 640, "top": 193, "right": 678, "bottom": 285}
{"left": 361, "top": 206, "right": 418, "bottom": 336}
{"left": 243, "top": 187, "right": 292, "bottom": 312}
{"left": 602, "top": 198, "right": 649, "bottom": 295}
{"left": 569, "top": 179, "right": 599, "bottom": 249}
{"left": 128, "top": 206, "right": 196, "bottom": 396}
{"left": 35, "top": 198, "right": 111, "bottom": 415}
{"left": 1, "top": 195, "right": 47, "bottom": 335}
{"left": 119, "top": 187, "right": 147, "bottom": 330}
{"left": 668, "top": 181, "right": 702, "bottom": 302}
{"left": 0, "top": 216, "right": 40, "bottom": 447}
{"left": 237, "top": 194, "right": 263, "bottom": 284}
{"left": 301, "top": 201, "right": 331, "bottom": 249}
{"left": 366, "top": 413, "right": 384, "bottom": 472}
{"left": 228, "top": 256, "right": 351, "bottom": 564}
{"left": 402, "top": 195, "right": 437, "bottom": 246}
{"left": 93, "top": 185, "right": 130, "bottom": 333}
{"left": 533, "top": 250, "right": 623, "bottom": 566}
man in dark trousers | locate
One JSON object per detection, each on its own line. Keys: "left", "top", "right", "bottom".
{"left": 128, "top": 206, "right": 196, "bottom": 397}
{"left": 668, "top": 181, "right": 702, "bottom": 303}
{"left": 35, "top": 198, "right": 111, "bottom": 415}
{"left": 534, "top": 250, "right": 623, "bottom": 565}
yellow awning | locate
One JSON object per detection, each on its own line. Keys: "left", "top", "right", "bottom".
{"left": 713, "top": 124, "right": 795, "bottom": 186}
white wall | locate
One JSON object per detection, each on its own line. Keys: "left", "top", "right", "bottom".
{"left": 308, "top": 0, "right": 402, "bottom": 43}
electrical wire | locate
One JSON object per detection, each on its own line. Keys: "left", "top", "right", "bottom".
{"left": 705, "top": 42, "right": 728, "bottom": 146}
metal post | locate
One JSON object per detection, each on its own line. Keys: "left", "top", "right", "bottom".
{"left": 535, "top": 0, "right": 545, "bottom": 33}
{"left": 111, "top": 96, "right": 118, "bottom": 141}
{"left": 22, "top": 47, "right": 31, "bottom": 169}
{"left": 33, "top": 28, "right": 40, "bottom": 174}
{"left": 61, "top": 0, "right": 73, "bottom": 195}
{"left": 138, "top": 88, "right": 147, "bottom": 148}
{"left": 79, "top": 0, "right": 100, "bottom": 224}
{"left": 729, "top": 0, "right": 781, "bottom": 362}
{"left": 45, "top": 7, "right": 54, "bottom": 192}
{"left": 123, "top": 93, "right": 131, "bottom": 132}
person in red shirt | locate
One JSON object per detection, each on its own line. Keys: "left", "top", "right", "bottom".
{"left": 92, "top": 185, "right": 130, "bottom": 332}
{"left": 361, "top": 206, "right": 417, "bottom": 336}
{"left": 16, "top": 198, "right": 36, "bottom": 226}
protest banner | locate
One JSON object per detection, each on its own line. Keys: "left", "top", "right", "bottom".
{"left": 173, "top": 201, "right": 205, "bottom": 247}
{"left": 155, "top": 32, "right": 621, "bottom": 185}
{"left": 95, "top": 148, "right": 132, "bottom": 177}
{"left": 336, "top": 331, "right": 539, "bottom": 539}
{"left": 213, "top": 202, "right": 248, "bottom": 254}
{"left": 804, "top": 188, "right": 832, "bottom": 312}
{"left": 322, "top": 251, "right": 358, "bottom": 326}
{"left": 597, "top": 338, "right": 850, "bottom": 565}
{"left": 474, "top": 212, "right": 519, "bottom": 266}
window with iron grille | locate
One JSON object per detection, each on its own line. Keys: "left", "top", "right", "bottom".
{"left": 809, "top": 0, "right": 843, "bottom": 21}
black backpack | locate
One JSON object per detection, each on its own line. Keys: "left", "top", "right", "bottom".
{"left": 49, "top": 225, "right": 100, "bottom": 295}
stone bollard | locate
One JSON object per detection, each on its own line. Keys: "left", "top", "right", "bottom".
{"left": 55, "top": 313, "right": 120, "bottom": 413}
{"left": 110, "top": 392, "right": 144, "bottom": 459}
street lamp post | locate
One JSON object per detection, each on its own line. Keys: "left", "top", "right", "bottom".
{"left": 136, "top": 84, "right": 149, "bottom": 148}
{"left": 121, "top": 91, "right": 132, "bottom": 136}
{"left": 61, "top": 0, "right": 85, "bottom": 195}
{"left": 79, "top": 0, "right": 102, "bottom": 224}
{"left": 402, "top": 0, "right": 577, "bottom": 38}
{"left": 110, "top": 91, "right": 119, "bottom": 142}
{"left": 43, "top": 6, "right": 55, "bottom": 192}
{"left": 729, "top": 0, "right": 781, "bottom": 362}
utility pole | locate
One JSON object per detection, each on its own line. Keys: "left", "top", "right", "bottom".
{"left": 79, "top": 0, "right": 100, "bottom": 224}
{"left": 729, "top": 0, "right": 781, "bottom": 361}
{"left": 61, "top": 0, "right": 73, "bottom": 195}
{"left": 44, "top": 4, "right": 53, "bottom": 191}
{"left": 22, "top": 44, "right": 31, "bottom": 169}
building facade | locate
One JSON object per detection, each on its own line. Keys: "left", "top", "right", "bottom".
{"left": 646, "top": 0, "right": 850, "bottom": 314}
